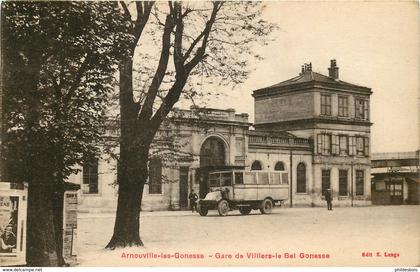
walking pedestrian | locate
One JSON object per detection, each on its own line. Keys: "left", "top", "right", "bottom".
{"left": 325, "top": 188, "right": 333, "bottom": 211}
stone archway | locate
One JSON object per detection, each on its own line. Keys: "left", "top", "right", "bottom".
{"left": 197, "top": 136, "right": 227, "bottom": 198}
{"left": 199, "top": 136, "right": 226, "bottom": 168}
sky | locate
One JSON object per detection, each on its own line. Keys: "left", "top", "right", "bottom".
{"left": 204, "top": 1, "right": 420, "bottom": 153}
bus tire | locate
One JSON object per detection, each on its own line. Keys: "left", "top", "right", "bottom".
{"left": 260, "top": 198, "right": 273, "bottom": 214}
{"left": 198, "top": 204, "right": 208, "bottom": 216}
{"left": 217, "top": 199, "right": 229, "bottom": 216}
{"left": 239, "top": 206, "right": 252, "bottom": 215}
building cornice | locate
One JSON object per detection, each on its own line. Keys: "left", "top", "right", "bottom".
{"left": 254, "top": 117, "right": 373, "bottom": 129}
{"left": 253, "top": 81, "right": 372, "bottom": 100}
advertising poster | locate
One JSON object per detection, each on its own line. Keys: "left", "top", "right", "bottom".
{"left": 0, "top": 196, "right": 18, "bottom": 256}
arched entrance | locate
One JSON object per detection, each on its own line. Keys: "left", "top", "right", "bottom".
{"left": 200, "top": 136, "right": 226, "bottom": 167}
{"left": 198, "top": 136, "right": 226, "bottom": 198}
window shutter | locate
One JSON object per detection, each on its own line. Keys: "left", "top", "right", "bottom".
{"left": 332, "top": 135, "right": 339, "bottom": 155}
{"left": 317, "top": 134, "right": 322, "bottom": 154}
{"left": 364, "top": 137, "right": 370, "bottom": 156}
{"left": 364, "top": 100, "right": 369, "bottom": 120}
{"left": 348, "top": 136, "right": 354, "bottom": 156}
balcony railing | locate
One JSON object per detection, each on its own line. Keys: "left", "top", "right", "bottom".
{"left": 249, "top": 135, "right": 311, "bottom": 147}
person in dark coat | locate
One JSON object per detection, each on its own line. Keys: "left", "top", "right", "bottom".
{"left": 189, "top": 189, "right": 198, "bottom": 212}
{"left": 325, "top": 188, "right": 333, "bottom": 210}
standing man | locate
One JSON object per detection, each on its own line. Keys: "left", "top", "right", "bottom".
{"left": 189, "top": 189, "right": 198, "bottom": 213}
{"left": 325, "top": 188, "right": 333, "bottom": 210}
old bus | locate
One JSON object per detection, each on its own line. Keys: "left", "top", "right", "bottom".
{"left": 197, "top": 170, "right": 290, "bottom": 216}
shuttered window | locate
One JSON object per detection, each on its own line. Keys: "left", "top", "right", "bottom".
{"left": 339, "top": 135, "right": 348, "bottom": 155}
{"left": 348, "top": 136, "right": 356, "bottom": 156}
{"left": 338, "top": 96, "right": 349, "bottom": 117}
{"left": 321, "top": 94, "right": 332, "bottom": 115}
{"left": 318, "top": 134, "right": 331, "bottom": 155}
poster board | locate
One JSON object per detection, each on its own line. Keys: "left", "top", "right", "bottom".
{"left": 63, "top": 191, "right": 78, "bottom": 264}
{"left": 0, "top": 182, "right": 28, "bottom": 266}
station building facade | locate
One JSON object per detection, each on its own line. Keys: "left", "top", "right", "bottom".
{"left": 69, "top": 60, "right": 373, "bottom": 212}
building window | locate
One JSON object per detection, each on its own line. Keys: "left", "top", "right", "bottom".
{"left": 356, "top": 137, "right": 364, "bottom": 156}
{"left": 354, "top": 136, "right": 370, "bottom": 157}
{"left": 296, "top": 163, "right": 306, "bottom": 193}
{"left": 338, "top": 96, "right": 349, "bottom": 117}
{"left": 355, "top": 98, "right": 369, "bottom": 120}
{"left": 274, "top": 161, "right": 285, "bottom": 171}
{"left": 339, "top": 170, "right": 348, "bottom": 196}
{"left": 339, "top": 135, "right": 348, "bottom": 155}
{"left": 317, "top": 134, "right": 331, "bottom": 155}
{"left": 356, "top": 170, "right": 364, "bottom": 196}
{"left": 321, "top": 170, "right": 331, "bottom": 196}
{"left": 82, "top": 158, "right": 99, "bottom": 194}
{"left": 321, "top": 94, "right": 332, "bottom": 116}
{"left": 251, "top": 160, "right": 262, "bottom": 170}
{"left": 149, "top": 157, "right": 162, "bottom": 194}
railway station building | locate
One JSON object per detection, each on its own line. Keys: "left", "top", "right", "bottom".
{"left": 69, "top": 60, "right": 373, "bottom": 212}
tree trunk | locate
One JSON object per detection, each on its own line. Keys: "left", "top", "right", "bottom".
{"left": 52, "top": 184, "right": 66, "bottom": 266}
{"left": 26, "top": 181, "right": 59, "bottom": 266}
{"left": 106, "top": 148, "right": 147, "bottom": 249}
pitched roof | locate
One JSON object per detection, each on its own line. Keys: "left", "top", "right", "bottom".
{"left": 254, "top": 70, "right": 370, "bottom": 93}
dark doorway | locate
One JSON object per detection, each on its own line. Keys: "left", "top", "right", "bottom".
{"left": 200, "top": 137, "right": 225, "bottom": 167}
{"left": 179, "top": 167, "right": 189, "bottom": 210}
{"left": 199, "top": 137, "right": 226, "bottom": 198}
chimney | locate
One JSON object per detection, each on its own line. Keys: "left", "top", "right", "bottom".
{"left": 300, "top": 62, "right": 312, "bottom": 74}
{"left": 328, "top": 59, "right": 339, "bottom": 80}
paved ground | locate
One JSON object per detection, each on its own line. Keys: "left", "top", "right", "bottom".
{"left": 77, "top": 205, "right": 420, "bottom": 266}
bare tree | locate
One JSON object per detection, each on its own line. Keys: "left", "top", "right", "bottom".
{"left": 107, "top": 1, "right": 276, "bottom": 248}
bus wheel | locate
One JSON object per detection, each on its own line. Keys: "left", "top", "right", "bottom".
{"left": 198, "top": 204, "right": 208, "bottom": 216}
{"left": 217, "top": 200, "right": 229, "bottom": 216}
{"left": 260, "top": 198, "right": 273, "bottom": 214}
{"left": 239, "top": 206, "right": 252, "bottom": 215}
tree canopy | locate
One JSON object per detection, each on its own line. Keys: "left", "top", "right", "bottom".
{"left": 2, "top": 1, "right": 131, "bottom": 182}
{"left": 1, "top": 1, "right": 132, "bottom": 265}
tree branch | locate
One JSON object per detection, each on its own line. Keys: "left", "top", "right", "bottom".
{"left": 62, "top": 54, "right": 89, "bottom": 104}
{"left": 139, "top": 13, "right": 174, "bottom": 121}
{"left": 185, "top": 1, "right": 222, "bottom": 73}
{"left": 132, "top": 1, "right": 154, "bottom": 48}
{"left": 147, "top": 1, "right": 222, "bottom": 134}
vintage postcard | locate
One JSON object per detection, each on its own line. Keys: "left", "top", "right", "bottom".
{"left": 0, "top": 0, "right": 419, "bottom": 269}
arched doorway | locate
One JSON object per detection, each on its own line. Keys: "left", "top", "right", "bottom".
{"left": 198, "top": 136, "right": 226, "bottom": 198}
{"left": 200, "top": 137, "right": 226, "bottom": 167}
